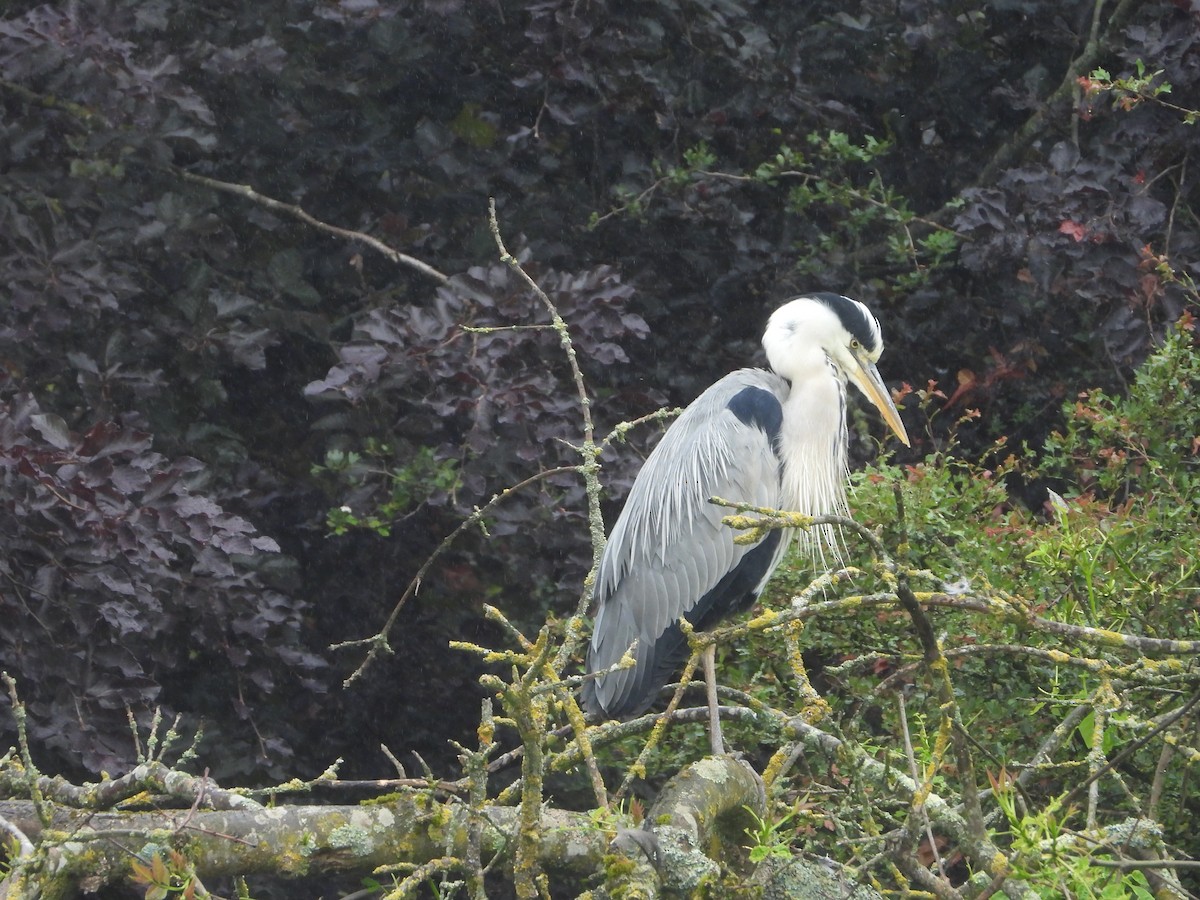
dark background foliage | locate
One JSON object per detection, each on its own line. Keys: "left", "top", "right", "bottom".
{"left": 1, "top": 0, "right": 1196, "bottom": 780}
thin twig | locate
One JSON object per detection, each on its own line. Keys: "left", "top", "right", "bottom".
{"left": 1061, "top": 686, "right": 1200, "bottom": 813}
{"left": 976, "top": 0, "right": 1140, "bottom": 185}
{"left": 486, "top": 199, "right": 610, "bottom": 809}
{"left": 898, "top": 692, "right": 947, "bottom": 882}
{"left": 173, "top": 168, "right": 449, "bottom": 285}
{"left": 2, "top": 673, "right": 51, "bottom": 827}
{"left": 0, "top": 812, "right": 35, "bottom": 859}
{"left": 333, "top": 465, "right": 579, "bottom": 685}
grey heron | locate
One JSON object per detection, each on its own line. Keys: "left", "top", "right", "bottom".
{"left": 582, "top": 293, "right": 910, "bottom": 753}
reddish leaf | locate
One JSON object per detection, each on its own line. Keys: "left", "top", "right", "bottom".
{"left": 1058, "top": 220, "right": 1087, "bottom": 242}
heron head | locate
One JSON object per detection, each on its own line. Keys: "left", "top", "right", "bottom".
{"left": 763, "top": 294, "right": 911, "bottom": 447}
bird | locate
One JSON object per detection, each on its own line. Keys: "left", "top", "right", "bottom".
{"left": 582, "top": 293, "right": 910, "bottom": 754}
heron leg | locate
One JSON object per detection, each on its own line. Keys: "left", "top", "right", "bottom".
{"left": 702, "top": 643, "right": 726, "bottom": 756}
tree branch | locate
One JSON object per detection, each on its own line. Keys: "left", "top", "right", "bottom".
{"left": 172, "top": 168, "right": 449, "bottom": 285}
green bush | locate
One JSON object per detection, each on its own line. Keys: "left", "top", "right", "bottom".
{"left": 729, "top": 318, "right": 1200, "bottom": 893}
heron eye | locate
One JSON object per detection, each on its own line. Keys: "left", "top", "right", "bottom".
{"left": 849, "top": 339, "right": 861, "bottom": 350}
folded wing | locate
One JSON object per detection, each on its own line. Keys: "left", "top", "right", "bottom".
{"left": 583, "top": 369, "right": 792, "bottom": 719}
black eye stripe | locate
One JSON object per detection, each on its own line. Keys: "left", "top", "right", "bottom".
{"left": 796, "top": 292, "right": 882, "bottom": 354}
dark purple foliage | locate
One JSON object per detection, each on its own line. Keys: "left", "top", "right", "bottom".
{"left": 0, "top": 0, "right": 1197, "bottom": 781}
{"left": 305, "top": 252, "right": 654, "bottom": 610}
{"left": 0, "top": 378, "right": 320, "bottom": 776}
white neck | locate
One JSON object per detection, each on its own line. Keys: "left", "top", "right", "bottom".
{"left": 777, "top": 361, "right": 850, "bottom": 567}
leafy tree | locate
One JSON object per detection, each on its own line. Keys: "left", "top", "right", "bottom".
{"left": 2, "top": 286, "right": 1197, "bottom": 898}
{"left": 1, "top": 4, "right": 1198, "bottom": 895}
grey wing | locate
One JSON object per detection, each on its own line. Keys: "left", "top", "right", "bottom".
{"left": 583, "top": 370, "right": 791, "bottom": 719}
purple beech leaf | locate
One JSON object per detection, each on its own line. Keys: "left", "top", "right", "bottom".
{"left": 29, "top": 413, "right": 72, "bottom": 450}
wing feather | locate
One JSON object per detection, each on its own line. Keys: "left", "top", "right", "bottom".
{"left": 584, "top": 369, "right": 791, "bottom": 718}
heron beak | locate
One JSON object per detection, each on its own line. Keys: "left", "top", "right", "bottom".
{"left": 850, "top": 358, "right": 911, "bottom": 447}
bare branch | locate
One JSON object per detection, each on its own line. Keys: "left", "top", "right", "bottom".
{"left": 172, "top": 168, "right": 449, "bottom": 285}
{"left": 332, "top": 466, "right": 580, "bottom": 685}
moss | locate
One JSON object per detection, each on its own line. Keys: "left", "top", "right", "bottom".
{"left": 690, "top": 757, "right": 733, "bottom": 785}
{"left": 989, "top": 849, "right": 1010, "bottom": 876}
{"left": 748, "top": 608, "right": 779, "bottom": 629}
{"left": 601, "top": 852, "right": 656, "bottom": 900}
{"left": 423, "top": 802, "right": 455, "bottom": 846}
{"left": 694, "top": 869, "right": 763, "bottom": 900}
{"left": 602, "top": 854, "right": 639, "bottom": 880}
{"left": 294, "top": 831, "right": 319, "bottom": 859}
{"left": 752, "top": 855, "right": 878, "bottom": 899}
{"left": 327, "top": 825, "right": 374, "bottom": 857}
{"left": 359, "top": 791, "right": 404, "bottom": 806}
